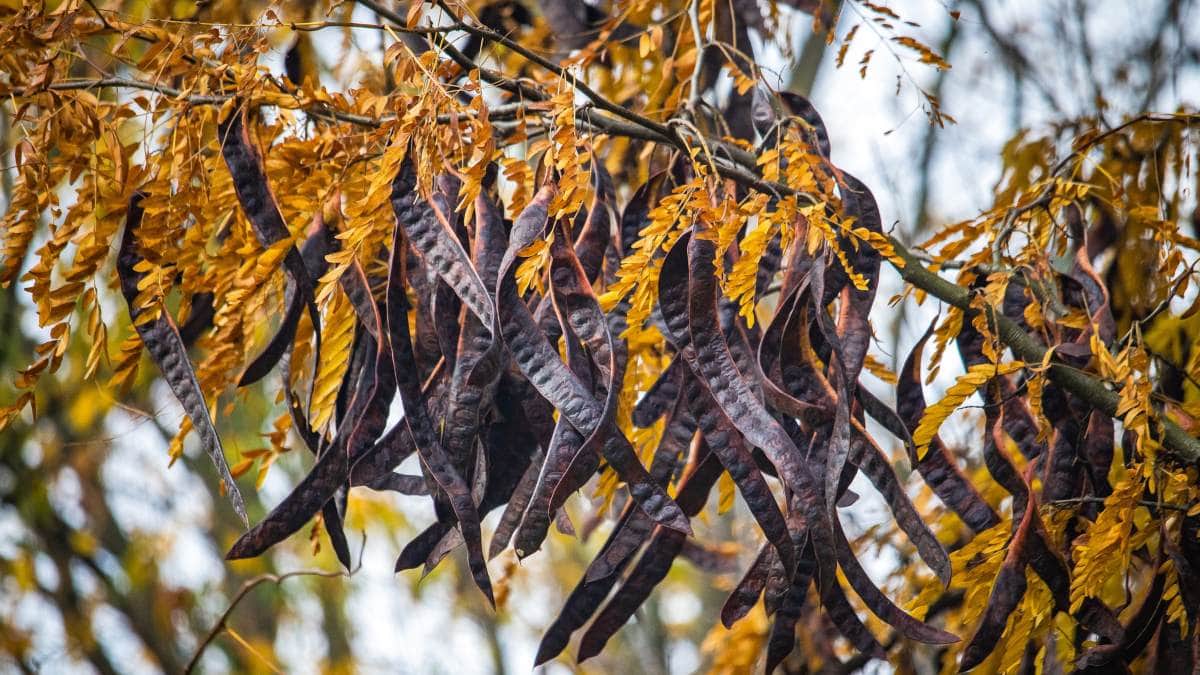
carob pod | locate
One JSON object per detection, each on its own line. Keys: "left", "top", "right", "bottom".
{"left": 118, "top": 193, "right": 247, "bottom": 524}
{"left": 218, "top": 105, "right": 321, "bottom": 387}
{"left": 227, "top": 263, "right": 395, "bottom": 564}
{"left": 576, "top": 445, "right": 724, "bottom": 661}
{"left": 658, "top": 237, "right": 795, "bottom": 576}
{"left": 897, "top": 330, "right": 1000, "bottom": 533}
{"left": 495, "top": 183, "right": 690, "bottom": 535}
{"left": 387, "top": 161, "right": 494, "bottom": 604}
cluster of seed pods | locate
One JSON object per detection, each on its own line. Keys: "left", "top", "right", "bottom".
{"left": 116, "top": 94, "right": 1156, "bottom": 670}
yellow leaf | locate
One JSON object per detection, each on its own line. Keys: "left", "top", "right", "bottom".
{"left": 718, "top": 471, "right": 736, "bottom": 515}
{"left": 914, "top": 361, "right": 1025, "bottom": 459}
{"left": 230, "top": 457, "right": 255, "bottom": 479}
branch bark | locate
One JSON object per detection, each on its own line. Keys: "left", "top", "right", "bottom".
{"left": 888, "top": 239, "right": 1200, "bottom": 464}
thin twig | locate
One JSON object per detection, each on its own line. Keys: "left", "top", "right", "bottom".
{"left": 183, "top": 533, "right": 366, "bottom": 674}
{"left": 1048, "top": 496, "right": 1192, "bottom": 513}
{"left": 82, "top": 0, "right": 114, "bottom": 31}
{"left": 418, "top": 0, "right": 678, "bottom": 141}
{"left": 687, "top": 0, "right": 706, "bottom": 110}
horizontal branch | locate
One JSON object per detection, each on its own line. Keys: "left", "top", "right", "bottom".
{"left": 8, "top": 77, "right": 530, "bottom": 129}
{"left": 1048, "top": 496, "right": 1192, "bottom": 513}
{"left": 889, "top": 238, "right": 1200, "bottom": 465}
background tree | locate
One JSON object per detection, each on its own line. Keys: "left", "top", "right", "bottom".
{"left": 1, "top": 1, "right": 1198, "bottom": 673}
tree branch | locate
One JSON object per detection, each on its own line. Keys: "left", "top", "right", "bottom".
{"left": 888, "top": 238, "right": 1200, "bottom": 464}
{"left": 1048, "top": 496, "right": 1192, "bottom": 513}
{"left": 183, "top": 534, "right": 366, "bottom": 674}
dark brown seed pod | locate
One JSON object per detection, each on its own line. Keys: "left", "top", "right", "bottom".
{"left": 495, "top": 184, "right": 690, "bottom": 536}
{"left": 534, "top": 506, "right": 640, "bottom": 667}
{"left": 658, "top": 235, "right": 795, "bottom": 574}
{"left": 764, "top": 544, "right": 818, "bottom": 674}
{"left": 576, "top": 444, "right": 723, "bottom": 662}
{"left": 118, "top": 193, "right": 247, "bottom": 524}
{"left": 818, "top": 566, "right": 887, "bottom": 659}
{"left": 512, "top": 411, "right": 587, "bottom": 559}
{"left": 388, "top": 166, "right": 493, "bottom": 605}
{"left": 682, "top": 232, "right": 849, "bottom": 649}
{"left": 832, "top": 172, "right": 882, "bottom": 390}
{"left": 217, "top": 105, "right": 321, "bottom": 384}
{"left": 229, "top": 272, "right": 395, "bottom": 563}
{"left": 437, "top": 190, "right": 506, "bottom": 488}
{"left": 849, "top": 419, "right": 952, "bottom": 585}
{"left": 544, "top": 221, "right": 629, "bottom": 515}
{"left": 617, "top": 171, "right": 668, "bottom": 260}
{"left": 664, "top": 232, "right": 809, "bottom": 519}
{"left": 579, "top": 388, "right": 697, "bottom": 584}
{"left": 831, "top": 511, "right": 957, "bottom": 644}
{"left": 572, "top": 161, "right": 615, "bottom": 284}
{"left": 393, "top": 158, "right": 496, "bottom": 329}
{"left": 488, "top": 443, "right": 545, "bottom": 560}
{"left": 805, "top": 248, "right": 856, "bottom": 519}
{"left": 722, "top": 544, "right": 773, "bottom": 628}
{"left": 1081, "top": 411, "right": 1115, "bottom": 498}
{"left": 960, "top": 497, "right": 1036, "bottom": 671}
{"left": 177, "top": 292, "right": 215, "bottom": 347}
{"left": 898, "top": 330, "right": 1001, "bottom": 533}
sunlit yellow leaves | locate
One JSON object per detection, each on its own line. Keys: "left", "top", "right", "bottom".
{"left": 926, "top": 306, "right": 963, "bottom": 384}
{"left": 253, "top": 238, "right": 295, "bottom": 281}
{"left": 863, "top": 353, "right": 897, "bottom": 384}
{"left": 638, "top": 29, "right": 658, "bottom": 60}
{"left": 132, "top": 259, "right": 173, "bottom": 324}
{"left": 110, "top": 332, "right": 144, "bottom": 392}
{"left": 168, "top": 416, "right": 193, "bottom": 464}
{"left": 717, "top": 471, "right": 736, "bottom": 514}
{"left": 1093, "top": 337, "right": 1159, "bottom": 479}
{"left": 515, "top": 235, "right": 551, "bottom": 296}
{"left": 83, "top": 288, "right": 108, "bottom": 380}
{"left": 992, "top": 571, "right": 1057, "bottom": 675}
{"left": 702, "top": 602, "right": 768, "bottom": 675}
{"left": 502, "top": 153, "right": 533, "bottom": 220}
{"left": 909, "top": 521, "right": 1008, "bottom": 622}
{"left": 850, "top": 225, "right": 905, "bottom": 268}
{"left": 913, "top": 361, "right": 1025, "bottom": 460}
{"left": 600, "top": 177, "right": 701, "bottom": 338}
{"left": 1070, "top": 469, "right": 1153, "bottom": 613}
{"left": 0, "top": 147, "right": 41, "bottom": 286}
{"left": 0, "top": 392, "right": 35, "bottom": 432}
{"left": 809, "top": 212, "right": 869, "bottom": 291}
{"left": 1162, "top": 556, "right": 1190, "bottom": 636}
{"left": 534, "top": 88, "right": 592, "bottom": 221}
{"left": 230, "top": 457, "right": 255, "bottom": 479}
{"left": 318, "top": 139, "right": 407, "bottom": 306}
{"left": 723, "top": 198, "right": 780, "bottom": 327}
{"left": 836, "top": 24, "right": 860, "bottom": 69}
{"left": 311, "top": 290, "right": 355, "bottom": 431}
